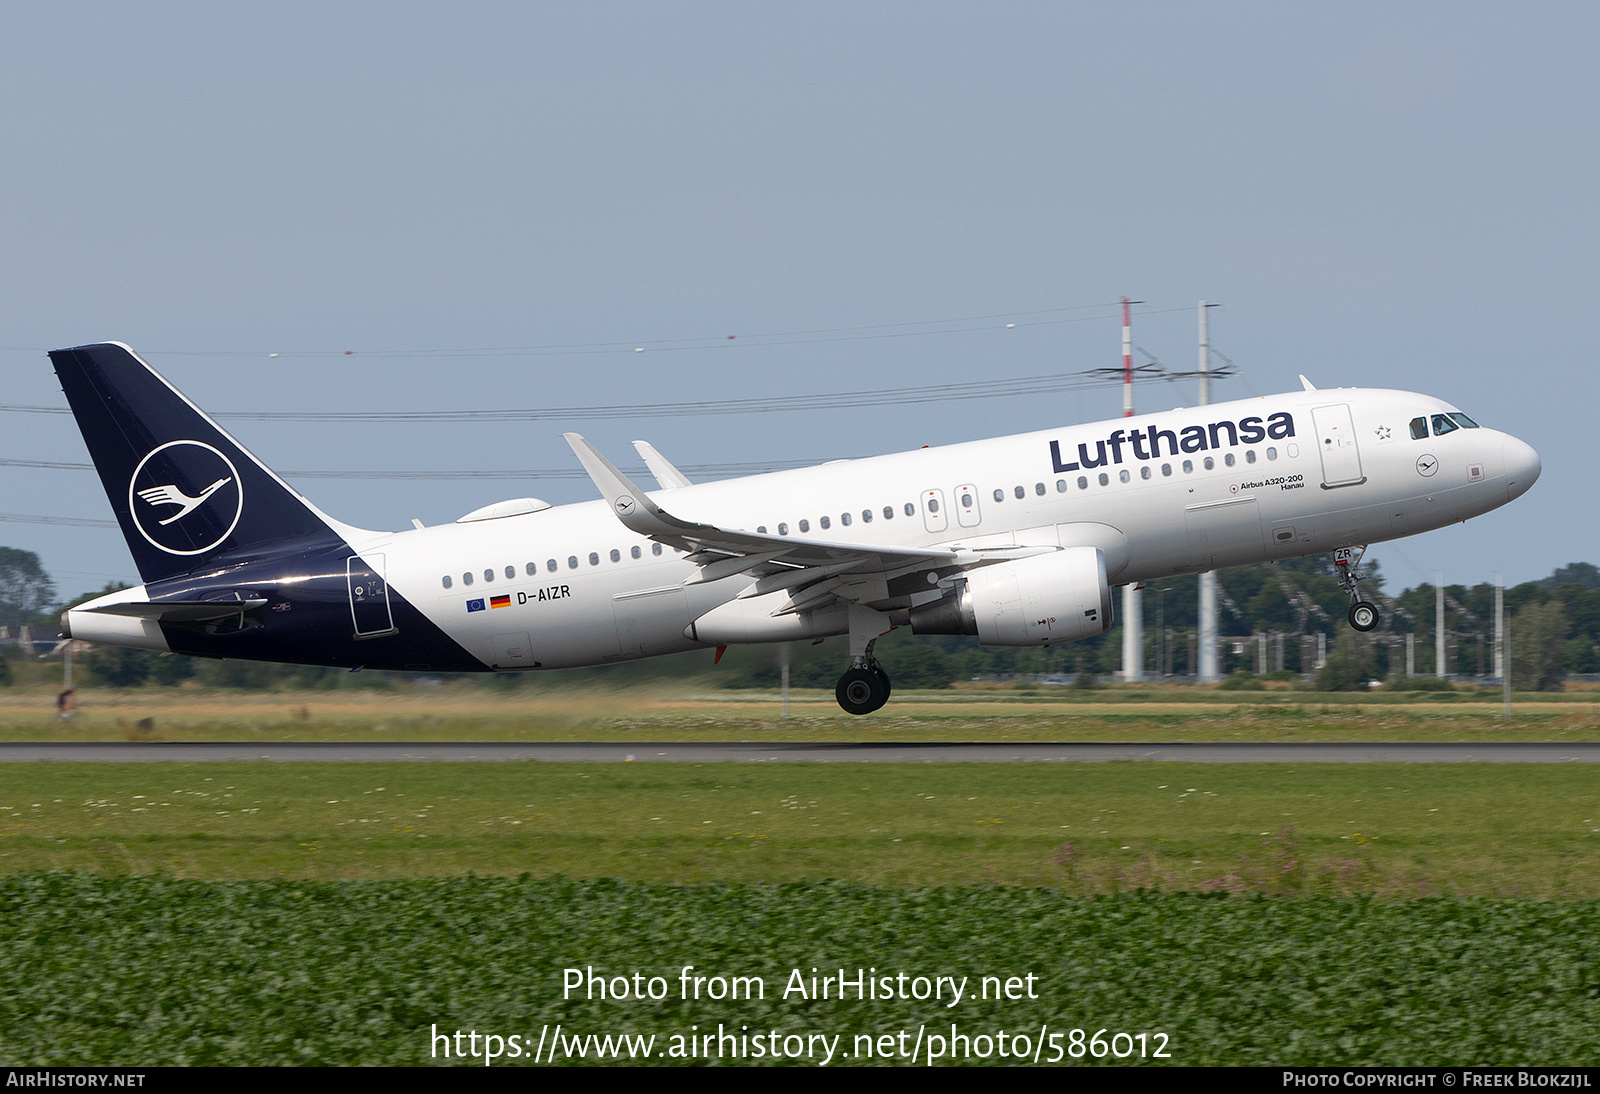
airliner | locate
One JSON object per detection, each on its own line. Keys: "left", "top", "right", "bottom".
{"left": 53, "top": 342, "right": 1539, "bottom": 714}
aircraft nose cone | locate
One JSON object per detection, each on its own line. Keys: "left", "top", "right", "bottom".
{"left": 1503, "top": 435, "right": 1541, "bottom": 501}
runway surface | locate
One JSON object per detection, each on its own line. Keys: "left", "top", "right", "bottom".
{"left": 1, "top": 742, "right": 1598, "bottom": 763}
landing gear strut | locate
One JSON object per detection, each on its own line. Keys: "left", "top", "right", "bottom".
{"left": 1335, "top": 546, "right": 1379, "bottom": 632}
{"left": 836, "top": 637, "right": 891, "bottom": 715}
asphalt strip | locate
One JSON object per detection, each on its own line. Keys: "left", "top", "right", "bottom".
{"left": 0, "top": 742, "right": 1597, "bottom": 763}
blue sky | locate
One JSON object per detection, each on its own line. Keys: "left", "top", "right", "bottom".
{"left": 2, "top": 3, "right": 1593, "bottom": 598}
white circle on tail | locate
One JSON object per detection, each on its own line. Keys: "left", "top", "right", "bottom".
{"left": 128, "top": 440, "right": 244, "bottom": 555}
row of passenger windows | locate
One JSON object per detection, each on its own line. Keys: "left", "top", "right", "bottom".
{"left": 1043, "top": 446, "right": 1279, "bottom": 491}
{"left": 442, "top": 541, "right": 666, "bottom": 589}
{"left": 754, "top": 501, "right": 919, "bottom": 536}
{"left": 750, "top": 448, "right": 1283, "bottom": 535}
{"left": 440, "top": 445, "right": 1286, "bottom": 590}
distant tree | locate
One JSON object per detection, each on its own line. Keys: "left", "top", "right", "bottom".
{"left": 1511, "top": 600, "right": 1569, "bottom": 691}
{"left": 85, "top": 646, "right": 152, "bottom": 688}
{"left": 0, "top": 548, "right": 55, "bottom": 631}
{"left": 1544, "top": 563, "right": 1600, "bottom": 590}
{"left": 1315, "top": 630, "right": 1375, "bottom": 691}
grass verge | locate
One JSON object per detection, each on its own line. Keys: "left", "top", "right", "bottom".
{"left": 1, "top": 761, "right": 1597, "bottom": 896}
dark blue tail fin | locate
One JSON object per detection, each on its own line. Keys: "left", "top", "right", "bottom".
{"left": 50, "top": 342, "right": 347, "bottom": 584}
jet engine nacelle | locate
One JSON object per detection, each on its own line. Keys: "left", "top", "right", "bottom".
{"left": 910, "top": 546, "right": 1112, "bottom": 646}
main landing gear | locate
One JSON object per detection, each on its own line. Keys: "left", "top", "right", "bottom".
{"left": 1335, "top": 546, "right": 1379, "bottom": 632}
{"left": 836, "top": 639, "right": 892, "bottom": 715}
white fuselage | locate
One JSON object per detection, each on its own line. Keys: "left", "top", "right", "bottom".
{"left": 331, "top": 387, "right": 1536, "bottom": 671}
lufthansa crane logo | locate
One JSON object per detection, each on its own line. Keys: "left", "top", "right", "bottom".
{"left": 127, "top": 440, "right": 244, "bottom": 556}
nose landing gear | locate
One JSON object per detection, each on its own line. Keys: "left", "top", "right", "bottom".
{"left": 1335, "top": 546, "right": 1379, "bottom": 632}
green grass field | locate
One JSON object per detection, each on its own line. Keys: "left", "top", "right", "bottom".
{"left": 2, "top": 760, "right": 1596, "bottom": 897}
{"left": 4, "top": 687, "right": 1598, "bottom": 1066}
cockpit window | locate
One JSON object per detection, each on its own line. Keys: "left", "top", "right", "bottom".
{"left": 1431, "top": 414, "right": 1459, "bottom": 437}
{"left": 1448, "top": 413, "right": 1480, "bottom": 429}
{"left": 1409, "top": 417, "right": 1428, "bottom": 440}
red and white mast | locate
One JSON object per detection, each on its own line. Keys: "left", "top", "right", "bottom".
{"left": 1122, "top": 296, "right": 1134, "bottom": 418}
{"left": 1119, "top": 296, "right": 1143, "bottom": 682}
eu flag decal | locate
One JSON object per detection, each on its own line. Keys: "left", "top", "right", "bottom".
{"left": 466, "top": 599, "right": 485, "bottom": 613}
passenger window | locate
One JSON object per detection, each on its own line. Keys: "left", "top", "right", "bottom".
{"left": 799, "top": 519, "right": 810, "bottom": 532}
{"left": 778, "top": 523, "right": 788, "bottom": 535}
{"left": 463, "top": 572, "right": 474, "bottom": 586}
{"left": 1098, "top": 472, "right": 1109, "bottom": 486}
{"left": 1266, "top": 448, "right": 1277, "bottom": 461}
{"left": 821, "top": 515, "right": 831, "bottom": 529}
{"left": 505, "top": 566, "right": 515, "bottom": 579}
{"left": 1161, "top": 463, "right": 1172, "bottom": 477}
{"left": 547, "top": 559, "right": 558, "bottom": 572}
{"left": 862, "top": 510, "right": 872, "bottom": 523}
{"left": 525, "top": 563, "right": 537, "bottom": 576}
{"left": 1140, "top": 466, "right": 1151, "bottom": 480}
{"left": 1431, "top": 414, "right": 1458, "bottom": 437}
{"left": 882, "top": 506, "right": 893, "bottom": 520}
{"left": 567, "top": 556, "right": 578, "bottom": 569}
{"left": 1245, "top": 450, "right": 1257, "bottom": 464}
{"left": 442, "top": 575, "right": 452, "bottom": 589}
{"left": 610, "top": 549, "right": 620, "bottom": 563}
{"left": 1119, "top": 469, "right": 1130, "bottom": 483}
{"left": 993, "top": 489, "right": 1004, "bottom": 503}
{"left": 1055, "top": 479, "right": 1066, "bottom": 493}
{"left": 652, "top": 543, "right": 662, "bottom": 556}
{"left": 757, "top": 526, "right": 767, "bottom": 534}
{"left": 1203, "top": 457, "right": 1215, "bottom": 471}
{"left": 1034, "top": 483, "right": 1045, "bottom": 496}
{"left": 589, "top": 552, "right": 599, "bottom": 566}
{"left": 1183, "top": 460, "right": 1193, "bottom": 473}
{"left": 1409, "top": 417, "right": 1429, "bottom": 440}
{"left": 484, "top": 569, "right": 494, "bottom": 582}
{"left": 1013, "top": 486, "right": 1025, "bottom": 499}
{"left": 959, "top": 494, "right": 972, "bottom": 508}
{"left": 1224, "top": 453, "right": 1235, "bottom": 468}
{"left": 631, "top": 546, "right": 641, "bottom": 559}
{"left": 1077, "top": 476, "right": 1088, "bottom": 490}
{"left": 904, "top": 502, "right": 915, "bottom": 516}
{"left": 842, "top": 512, "right": 852, "bottom": 526}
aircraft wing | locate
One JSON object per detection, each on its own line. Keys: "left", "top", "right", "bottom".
{"left": 565, "top": 434, "right": 1049, "bottom": 615}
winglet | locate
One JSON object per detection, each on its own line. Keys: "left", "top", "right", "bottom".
{"left": 564, "top": 433, "right": 705, "bottom": 538}
{"left": 1300, "top": 374, "right": 1317, "bottom": 391}
{"left": 632, "top": 440, "right": 693, "bottom": 489}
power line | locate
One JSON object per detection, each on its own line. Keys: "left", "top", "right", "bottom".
{"left": 0, "top": 512, "right": 116, "bottom": 529}
{"left": 0, "top": 456, "right": 851, "bottom": 482}
{"left": 0, "top": 301, "right": 1207, "bottom": 361}
{"left": 0, "top": 365, "right": 1207, "bottom": 423}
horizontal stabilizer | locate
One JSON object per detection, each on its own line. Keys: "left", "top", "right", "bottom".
{"left": 81, "top": 599, "right": 269, "bottom": 622}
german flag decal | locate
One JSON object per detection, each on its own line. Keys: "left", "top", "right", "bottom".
{"left": 490, "top": 595, "right": 511, "bottom": 609}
